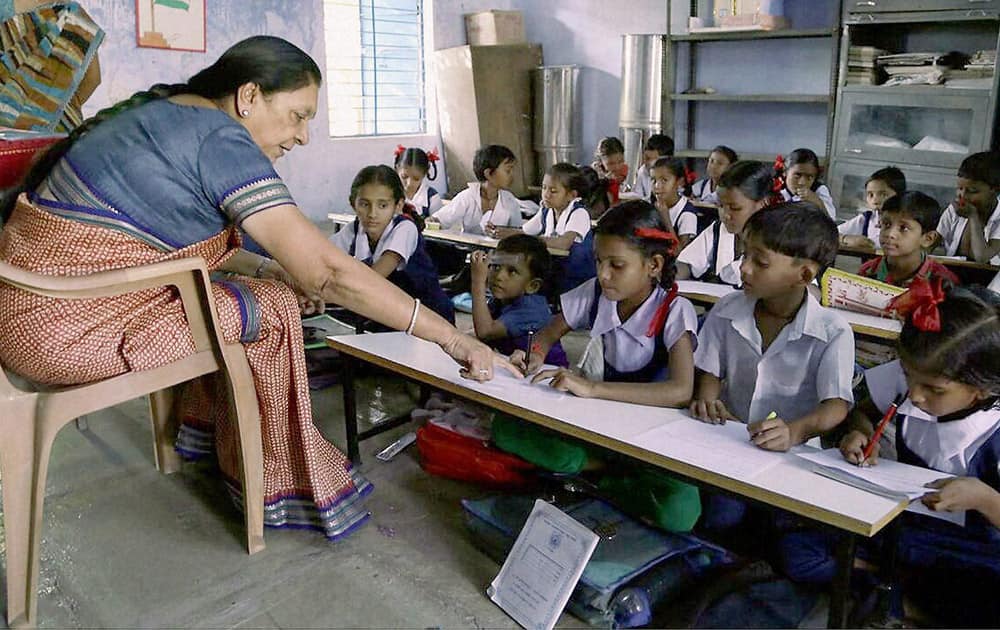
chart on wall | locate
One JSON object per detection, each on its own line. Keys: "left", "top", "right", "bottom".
{"left": 136, "top": 0, "right": 206, "bottom": 52}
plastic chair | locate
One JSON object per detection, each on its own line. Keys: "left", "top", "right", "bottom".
{"left": 0, "top": 257, "right": 265, "bottom": 628}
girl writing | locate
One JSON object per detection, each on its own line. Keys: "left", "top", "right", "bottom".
{"left": 330, "top": 165, "right": 454, "bottom": 322}
{"left": 394, "top": 146, "right": 442, "bottom": 218}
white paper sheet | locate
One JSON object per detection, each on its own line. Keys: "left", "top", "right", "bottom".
{"left": 628, "top": 418, "right": 786, "bottom": 480}
{"left": 488, "top": 500, "right": 599, "bottom": 630}
{"left": 797, "top": 448, "right": 948, "bottom": 498}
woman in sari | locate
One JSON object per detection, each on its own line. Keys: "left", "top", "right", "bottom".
{"left": 0, "top": 35, "right": 510, "bottom": 539}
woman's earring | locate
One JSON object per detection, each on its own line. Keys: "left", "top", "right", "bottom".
{"left": 240, "top": 109, "right": 250, "bottom": 117}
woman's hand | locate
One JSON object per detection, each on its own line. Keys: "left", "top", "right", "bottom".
{"left": 440, "top": 333, "right": 522, "bottom": 381}
{"left": 531, "top": 367, "right": 596, "bottom": 397}
{"left": 260, "top": 260, "right": 325, "bottom": 315}
{"left": 840, "top": 429, "right": 877, "bottom": 466}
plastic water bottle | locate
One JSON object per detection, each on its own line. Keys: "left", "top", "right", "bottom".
{"left": 608, "top": 558, "right": 694, "bottom": 629}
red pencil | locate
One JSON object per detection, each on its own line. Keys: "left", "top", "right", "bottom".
{"left": 861, "top": 392, "right": 908, "bottom": 465}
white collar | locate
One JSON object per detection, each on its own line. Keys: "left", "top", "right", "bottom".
{"left": 902, "top": 406, "right": 1000, "bottom": 475}
{"left": 408, "top": 177, "right": 431, "bottom": 207}
{"left": 590, "top": 284, "right": 669, "bottom": 347}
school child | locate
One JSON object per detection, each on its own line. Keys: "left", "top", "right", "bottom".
{"left": 858, "top": 191, "right": 959, "bottom": 288}
{"left": 838, "top": 166, "right": 906, "bottom": 250}
{"left": 935, "top": 151, "right": 1000, "bottom": 265}
{"left": 468, "top": 234, "right": 568, "bottom": 367}
{"left": 330, "top": 165, "right": 454, "bottom": 323}
{"left": 690, "top": 203, "right": 854, "bottom": 446}
{"left": 777, "top": 148, "right": 837, "bottom": 220}
{"left": 579, "top": 164, "right": 611, "bottom": 221}
{"left": 633, "top": 133, "right": 675, "bottom": 199}
{"left": 650, "top": 157, "right": 699, "bottom": 250}
{"left": 691, "top": 145, "right": 737, "bottom": 207}
{"left": 494, "top": 199, "right": 701, "bottom": 532}
{"left": 394, "top": 145, "right": 442, "bottom": 218}
{"left": 778, "top": 281, "right": 1000, "bottom": 627}
{"left": 511, "top": 162, "right": 591, "bottom": 250}
{"left": 429, "top": 144, "right": 522, "bottom": 235}
{"left": 591, "top": 136, "right": 628, "bottom": 205}
{"left": 676, "top": 160, "right": 774, "bottom": 287}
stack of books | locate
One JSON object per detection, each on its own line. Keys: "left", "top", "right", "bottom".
{"left": 846, "top": 46, "right": 886, "bottom": 85}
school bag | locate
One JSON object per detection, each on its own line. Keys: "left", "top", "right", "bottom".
{"left": 416, "top": 417, "right": 536, "bottom": 487}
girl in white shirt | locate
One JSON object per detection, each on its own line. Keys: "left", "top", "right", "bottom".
{"left": 776, "top": 148, "right": 837, "bottom": 220}
{"left": 691, "top": 145, "right": 737, "bottom": 207}
{"left": 651, "top": 156, "right": 699, "bottom": 249}
{"left": 394, "top": 146, "right": 442, "bottom": 218}
{"left": 512, "top": 162, "right": 591, "bottom": 250}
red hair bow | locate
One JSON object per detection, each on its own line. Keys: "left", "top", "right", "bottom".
{"left": 634, "top": 227, "right": 679, "bottom": 256}
{"left": 394, "top": 144, "right": 407, "bottom": 159}
{"left": 772, "top": 154, "right": 786, "bottom": 193}
{"left": 887, "top": 275, "right": 946, "bottom": 332}
{"left": 683, "top": 166, "right": 697, "bottom": 185}
{"left": 427, "top": 147, "right": 440, "bottom": 162}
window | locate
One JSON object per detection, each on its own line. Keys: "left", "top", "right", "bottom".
{"left": 323, "top": 0, "right": 427, "bottom": 137}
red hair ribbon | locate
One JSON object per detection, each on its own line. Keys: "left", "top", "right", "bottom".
{"left": 394, "top": 144, "right": 407, "bottom": 159}
{"left": 772, "top": 154, "right": 786, "bottom": 194}
{"left": 634, "top": 227, "right": 679, "bottom": 256}
{"left": 645, "top": 283, "right": 679, "bottom": 337}
{"left": 683, "top": 166, "right": 697, "bottom": 185}
{"left": 887, "top": 275, "right": 946, "bottom": 332}
{"left": 427, "top": 147, "right": 440, "bottom": 162}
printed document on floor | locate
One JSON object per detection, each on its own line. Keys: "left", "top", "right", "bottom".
{"left": 487, "top": 499, "right": 599, "bottom": 630}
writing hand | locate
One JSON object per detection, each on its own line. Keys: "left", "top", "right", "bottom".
{"left": 748, "top": 416, "right": 792, "bottom": 452}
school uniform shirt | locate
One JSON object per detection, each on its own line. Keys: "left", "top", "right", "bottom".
{"left": 521, "top": 199, "right": 591, "bottom": 244}
{"left": 561, "top": 278, "right": 699, "bottom": 379}
{"left": 936, "top": 199, "right": 1000, "bottom": 266}
{"left": 677, "top": 220, "right": 743, "bottom": 286}
{"left": 780, "top": 185, "right": 837, "bottom": 220}
{"left": 837, "top": 208, "right": 880, "bottom": 242}
{"left": 866, "top": 360, "right": 1000, "bottom": 478}
{"left": 405, "top": 177, "right": 442, "bottom": 218}
{"left": 329, "top": 215, "right": 418, "bottom": 268}
{"left": 488, "top": 293, "right": 552, "bottom": 337}
{"left": 989, "top": 269, "right": 1000, "bottom": 294}
{"left": 693, "top": 178, "right": 722, "bottom": 207}
{"left": 858, "top": 254, "right": 960, "bottom": 288}
{"left": 432, "top": 182, "right": 523, "bottom": 234}
{"left": 633, "top": 163, "right": 652, "bottom": 199}
{"left": 694, "top": 290, "right": 855, "bottom": 424}
{"left": 667, "top": 196, "right": 698, "bottom": 237}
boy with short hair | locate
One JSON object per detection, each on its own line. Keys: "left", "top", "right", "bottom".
{"left": 633, "top": 133, "right": 676, "bottom": 199}
{"left": 690, "top": 202, "right": 854, "bottom": 452}
{"left": 936, "top": 151, "right": 1000, "bottom": 264}
{"left": 469, "top": 234, "right": 568, "bottom": 366}
{"left": 430, "top": 144, "right": 522, "bottom": 234}
{"left": 858, "top": 191, "right": 959, "bottom": 287}
{"left": 838, "top": 165, "right": 906, "bottom": 250}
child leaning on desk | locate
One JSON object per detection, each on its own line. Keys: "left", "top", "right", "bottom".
{"left": 468, "top": 234, "right": 568, "bottom": 367}
{"left": 857, "top": 190, "right": 959, "bottom": 288}
{"left": 492, "top": 200, "right": 702, "bottom": 532}
{"left": 776, "top": 281, "right": 1000, "bottom": 627}
{"left": 935, "top": 150, "right": 1000, "bottom": 265}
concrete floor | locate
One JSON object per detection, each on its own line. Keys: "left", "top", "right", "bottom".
{"left": 0, "top": 313, "right": 831, "bottom": 629}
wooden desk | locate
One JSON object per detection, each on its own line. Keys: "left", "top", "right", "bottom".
{"left": 837, "top": 244, "right": 999, "bottom": 284}
{"left": 327, "top": 212, "right": 569, "bottom": 257}
{"left": 326, "top": 332, "right": 908, "bottom": 628}
{"left": 677, "top": 281, "right": 902, "bottom": 341}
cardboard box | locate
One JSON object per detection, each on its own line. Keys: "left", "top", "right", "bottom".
{"left": 465, "top": 10, "right": 525, "bottom": 46}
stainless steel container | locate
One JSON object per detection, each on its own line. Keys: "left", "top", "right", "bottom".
{"left": 619, "top": 34, "right": 666, "bottom": 189}
{"left": 533, "top": 65, "right": 580, "bottom": 184}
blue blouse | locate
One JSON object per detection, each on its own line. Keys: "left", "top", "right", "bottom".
{"left": 35, "top": 99, "right": 294, "bottom": 250}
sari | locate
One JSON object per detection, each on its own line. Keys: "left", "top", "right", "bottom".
{"left": 0, "top": 195, "right": 372, "bottom": 539}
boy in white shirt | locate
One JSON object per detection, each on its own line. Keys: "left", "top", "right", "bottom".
{"left": 633, "top": 134, "right": 675, "bottom": 199}
{"left": 935, "top": 151, "right": 1000, "bottom": 265}
{"left": 690, "top": 202, "right": 854, "bottom": 451}
{"left": 429, "top": 144, "right": 522, "bottom": 235}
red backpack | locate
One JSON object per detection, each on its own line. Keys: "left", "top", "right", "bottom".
{"left": 416, "top": 420, "right": 536, "bottom": 487}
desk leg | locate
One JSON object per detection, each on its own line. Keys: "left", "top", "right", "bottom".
{"left": 342, "top": 356, "right": 361, "bottom": 465}
{"left": 828, "top": 534, "right": 857, "bottom": 628}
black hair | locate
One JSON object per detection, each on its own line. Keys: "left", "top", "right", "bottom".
{"left": 473, "top": 144, "right": 516, "bottom": 181}
{"left": 578, "top": 165, "right": 609, "bottom": 219}
{"left": 898, "top": 285, "right": 1000, "bottom": 396}
{"left": 742, "top": 202, "right": 839, "bottom": 271}
{"left": 349, "top": 164, "right": 424, "bottom": 231}
{"left": 786, "top": 148, "right": 821, "bottom": 171}
{"left": 710, "top": 145, "right": 738, "bottom": 164}
{"left": 545, "top": 162, "right": 586, "bottom": 197}
{"left": 651, "top": 157, "right": 692, "bottom": 198}
{"left": 496, "top": 233, "right": 551, "bottom": 283}
{"left": 644, "top": 134, "right": 675, "bottom": 157}
{"left": 594, "top": 199, "right": 678, "bottom": 291}
{"left": 880, "top": 190, "right": 941, "bottom": 233}
{"left": 4, "top": 36, "right": 321, "bottom": 221}
{"left": 717, "top": 160, "right": 775, "bottom": 203}
{"left": 395, "top": 147, "right": 437, "bottom": 180}
{"left": 958, "top": 151, "right": 1000, "bottom": 188}
{"left": 594, "top": 136, "right": 625, "bottom": 159}
{"left": 866, "top": 166, "right": 906, "bottom": 194}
